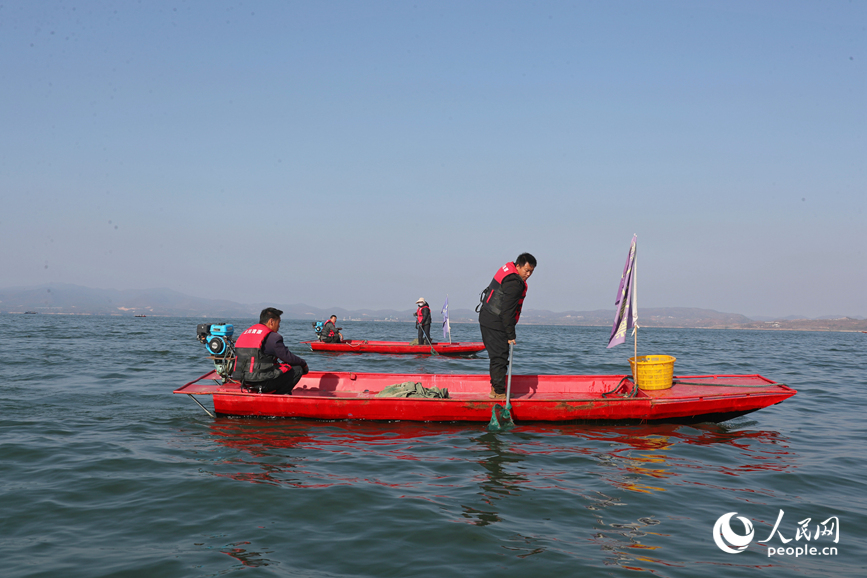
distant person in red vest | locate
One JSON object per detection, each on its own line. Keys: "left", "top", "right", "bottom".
{"left": 232, "top": 307, "right": 309, "bottom": 394}
{"left": 415, "top": 298, "right": 432, "bottom": 345}
{"left": 477, "top": 253, "right": 536, "bottom": 399}
{"left": 320, "top": 315, "right": 343, "bottom": 343}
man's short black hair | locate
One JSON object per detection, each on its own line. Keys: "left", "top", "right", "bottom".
{"left": 516, "top": 253, "right": 537, "bottom": 268}
{"left": 259, "top": 307, "right": 283, "bottom": 324}
{"left": 329, "top": 315, "right": 337, "bottom": 321}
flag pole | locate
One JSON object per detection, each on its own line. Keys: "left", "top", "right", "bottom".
{"left": 633, "top": 241, "right": 638, "bottom": 363}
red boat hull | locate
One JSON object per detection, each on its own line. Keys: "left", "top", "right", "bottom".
{"left": 175, "top": 370, "right": 796, "bottom": 424}
{"left": 302, "top": 340, "right": 485, "bottom": 355}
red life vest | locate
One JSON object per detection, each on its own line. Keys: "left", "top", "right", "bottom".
{"left": 481, "top": 262, "right": 527, "bottom": 322}
{"left": 416, "top": 304, "right": 430, "bottom": 324}
{"left": 323, "top": 320, "right": 337, "bottom": 339}
{"left": 232, "top": 323, "right": 287, "bottom": 383}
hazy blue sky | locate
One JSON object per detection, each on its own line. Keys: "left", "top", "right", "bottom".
{"left": 2, "top": 1, "right": 864, "bottom": 318}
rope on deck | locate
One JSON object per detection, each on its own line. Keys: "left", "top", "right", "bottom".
{"left": 602, "top": 376, "right": 638, "bottom": 398}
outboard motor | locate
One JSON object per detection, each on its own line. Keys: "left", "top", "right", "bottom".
{"left": 311, "top": 321, "right": 323, "bottom": 337}
{"left": 196, "top": 323, "right": 236, "bottom": 381}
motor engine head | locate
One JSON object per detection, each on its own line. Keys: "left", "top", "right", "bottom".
{"left": 312, "top": 321, "right": 323, "bottom": 335}
{"left": 195, "top": 323, "right": 236, "bottom": 382}
{"left": 196, "top": 323, "right": 234, "bottom": 357}
{"left": 207, "top": 335, "right": 231, "bottom": 356}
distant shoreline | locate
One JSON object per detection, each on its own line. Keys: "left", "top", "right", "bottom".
{"left": 4, "top": 311, "right": 865, "bottom": 333}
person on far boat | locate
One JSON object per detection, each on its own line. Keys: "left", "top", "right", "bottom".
{"left": 415, "top": 298, "right": 432, "bottom": 345}
{"left": 232, "top": 307, "right": 309, "bottom": 395}
{"left": 320, "top": 315, "right": 343, "bottom": 343}
{"left": 477, "top": 253, "right": 536, "bottom": 399}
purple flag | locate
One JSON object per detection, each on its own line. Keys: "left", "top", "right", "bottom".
{"left": 607, "top": 235, "right": 638, "bottom": 348}
{"left": 442, "top": 296, "right": 451, "bottom": 341}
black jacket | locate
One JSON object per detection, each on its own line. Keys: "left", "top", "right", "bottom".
{"left": 416, "top": 305, "right": 431, "bottom": 328}
{"left": 478, "top": 274, "right": 525, "bottom": 341}
{"left": 263, "top": 332, "right": 307, "bottom": 368}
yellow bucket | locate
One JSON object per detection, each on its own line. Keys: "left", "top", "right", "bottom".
{"left": 629, "top": 355, "right": 676, "bottom": 390}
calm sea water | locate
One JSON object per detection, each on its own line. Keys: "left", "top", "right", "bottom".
{"left": 1, "top": 315, "right": 865, "bottom": 578}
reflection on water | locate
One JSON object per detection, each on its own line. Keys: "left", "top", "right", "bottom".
{"left": 188, "top": 418, "right": 797, "bottom": 572}
{"left": 585, "top": 492, "right": 627, "bottom": 511}
{"left": 192, "top": 536, "right": 274, "bottom": 571}
{"left": 220, "top": 541, "right": 272, "bottom": 568}
{"left": 593, "top": 516, "right": 666, "bottom": 569}
{"left": 198, "top": 419, "right": 794, "bottom": 491}
{"left": 511, "top": 424, "right": 796, "bottom": 498}
{"left": 463, "top": 432, "right": 528, "bottom": 527}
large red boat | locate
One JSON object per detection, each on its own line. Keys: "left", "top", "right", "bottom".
{"left": 174, "top": 370, "right": 795, "bottom": 424}
{"left": 302, "top": 340, "right": 485, "bottom": 355}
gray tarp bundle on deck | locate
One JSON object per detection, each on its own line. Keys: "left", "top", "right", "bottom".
{"left": 375, "top": 382, "right": 449, "bottom": 399}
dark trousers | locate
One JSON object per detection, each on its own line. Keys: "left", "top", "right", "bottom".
{"left": 251, "top": 365, "right": 303, "bottom": 395}
{"left": 480, "top": 325, "right": 510, "bottom": 394}
{"left": 418, "top": 324, "right": 432, "bottom": 345}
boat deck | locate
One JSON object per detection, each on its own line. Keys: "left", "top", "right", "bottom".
{"left": 175, "top": 370, "right": 794, "bottom": 423}
{"left": 177, "top": 371, "right": 783, "bottom": 401}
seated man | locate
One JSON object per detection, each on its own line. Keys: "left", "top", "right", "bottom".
{"left": 320, "top": 315, "right": 343, "bottom": 343}
{"left": 232, "top": 307, "right": 309, "bottom": 394}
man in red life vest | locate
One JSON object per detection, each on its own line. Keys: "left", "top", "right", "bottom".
{"left": 477, "top": 253, "right": 537, "bottom": 399}
{"left": 232, "top": 307, "right": 309, "bottom": 394}
{"left": 415, "top": 298, "right": 432, "bottom": 345}
{"left": 320, "top": 315, "right": 343, "bottom": 343}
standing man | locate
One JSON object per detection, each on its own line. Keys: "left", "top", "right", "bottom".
{"left": 320, "top": 315, "right": 343, "bottom": 343}
{"left": 232, "top": 307, "right": 309, "bottom": 394}
{"left": 477, "top": 253, "right": 536, "bottom": 399}
{"left": 415, "top": 298, "right": 432, "bottom": 345}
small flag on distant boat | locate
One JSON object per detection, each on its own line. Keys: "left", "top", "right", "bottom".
{"left": 607, "top": 234, "right": 638, "bottom": 349}
{"left": 442, "top": 296, "right": 451, "bottom": 343}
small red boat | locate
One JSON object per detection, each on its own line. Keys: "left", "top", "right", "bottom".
{"left": 174, "top": 370, "right": 795, "bottom": 424}
{"left": 302, "top": 340, "right": 485, "bottom": 356}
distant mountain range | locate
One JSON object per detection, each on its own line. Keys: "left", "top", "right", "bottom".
{"left": 1, "top": 283, "right": 865, "bottom": 331}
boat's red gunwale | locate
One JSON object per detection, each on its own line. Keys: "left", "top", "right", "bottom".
{"left": 208, "top": 392, "right": 794, "bottom": 423}
{"left": 302, "top": 340, "right": 485, "bottom": 355}
{"left": 174, "top": 370, "right": 794, "bottom": 423}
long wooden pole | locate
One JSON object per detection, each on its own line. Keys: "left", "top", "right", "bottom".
{"left": 421, "top": 325, "right": 438, "bottom": 355}
{"left": 506, "top": 342, "right": 514, "bottom": 403}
